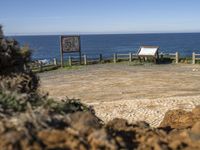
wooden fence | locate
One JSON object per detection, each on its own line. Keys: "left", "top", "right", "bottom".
{"left": 159, "top": 52, "right": 179, "bottom": 64}
{"left": 192, "top": 52, "right": 200, "bottom": 64}
{"left": 68, "top": 54, "right": 103, "bottom": 66}
{"left": 30, "top": 51, "right": 200, "bottom": 70}
{"left": 113, "top": 53, "right": 137, "bottom": 63}
{"left": 30, "top": 58, "right": 58, "bottom": 71}
{"left": 113, "top": 52, "right": 180, "bottom": 64}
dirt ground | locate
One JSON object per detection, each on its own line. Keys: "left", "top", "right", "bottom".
{"left": 39, "top": 63, "right": 200, "bottom": 126}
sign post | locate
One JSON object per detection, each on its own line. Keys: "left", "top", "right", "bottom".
{"left": 60, "top": 35, "right": 81, "bottom": 67}
{"left": 60, "top": 36, "right": 64, "bottom": 67}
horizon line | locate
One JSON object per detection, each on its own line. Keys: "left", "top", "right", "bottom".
{"left": 5, "top": 31, "right": 200, "bottom": 36}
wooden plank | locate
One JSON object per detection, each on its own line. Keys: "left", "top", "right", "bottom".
{"left": 83, "top": 54, "right": 87, "bottom": 65}
{"left": 129, "top": 52, "right": 132, "bottom": 62}
{"left": 60, "top": 36, "right": 64, "bottom": 67}
{"left": 71, "top": 56, "right": 81, "bottom": 58}
{"left": 168, "top": 53, "right": 176, "bottom": 56}
{"left": 176, "top": 52, "right": 179, "bottom": 64}
{"left": 53, "top": 58, "right": 57, "bottom": 66}
{"left": 192, "top": 52, "right": 196, "bottom": 64}
{"left": 117, "top": 54, "right": 129, "bottom": 56}
{"left": 69, "top": 56, "right": 72, "bottom": 66}
{"left": 118, "top": 57, "right": 129, "bottom": 59}
{"left": 113, "top": 53, "right": 117, "bottom": 63}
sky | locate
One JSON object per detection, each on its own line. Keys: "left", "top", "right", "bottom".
{"left": 0, "top": 0, "right": 200, "bottom": 35}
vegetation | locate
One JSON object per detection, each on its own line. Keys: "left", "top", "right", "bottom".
{"left": 0, "top": 25, "right": 92, "bottom": 115}
{"left": 46, "top": 98, "right": 95, "bottom": 115}
{"left": 32, "top": 65, "right": 58, "bottom": 73}
{"left": 0, "top": 25, "right": 3, "bottom": 38}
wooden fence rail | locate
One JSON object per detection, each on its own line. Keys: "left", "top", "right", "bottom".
{"left": 31, "top": 51, "right": 200, "bottom": 69}
{"left": 113, "top": 52, "right": 179, "bottom": 64}
{"left": 192, "top": 52, "right": 200, "bottom": 64}
{"left": 30, "top": 58, "right": 58, "bottom": 71}
{"left": 160, "top": 52, "right": 179, "bottom": 64}
{"left": 68, "top": 54, "right": 103, "bottom": 66}
{"left": 113, "top": 53, "right": 137, "bottom": 63}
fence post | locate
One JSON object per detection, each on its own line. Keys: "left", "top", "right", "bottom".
{"left": 69, "top": 56, "right": 72, "bottom": 66}
{"left": 39, "top": 62, "right": 43, "bottom": 71}
{"left": 129, "top": 52, "right": 132, "bottom": 62}
{"left": 53, "top": 58, "right": 57, "bottom": 66}
{"left": 175, "top": 52, "right": 179, "bottom": 64}
{"left": 99, "top": 54, "right": 103, "bottom": 63}
{"left": 160, "top": 53, "right": 163, "bottom": 59}
{"left": 113, "top": 53, "right": 117, "bottom": 63}
{"left": 83, "top": 54, "right": 87, "bottom": 65}
{"left": 192, "top": 52, "right": 196, "bottom": 64}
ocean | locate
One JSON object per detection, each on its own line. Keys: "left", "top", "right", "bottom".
{"left": 10, "top": 33, "right": 200, "bottom": 60}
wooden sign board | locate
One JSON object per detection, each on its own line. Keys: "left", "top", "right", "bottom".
{"left": 60, "top": 35, "right": 81, "bottom": 67}
{"left": 61, "top": 36, "right": 80, "bottom": 53}
{"left": 138, "top": 46, "right": 159, "bottom": 57}
{"left": 138, "top": 46, "right": 159, "bottom": 63}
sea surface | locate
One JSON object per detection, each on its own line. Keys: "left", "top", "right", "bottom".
{"left": 10, "top": 33, "right": 200, "bottom": 60}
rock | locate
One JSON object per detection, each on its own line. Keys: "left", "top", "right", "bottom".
{"left": 69, "top": 112, "right": 102, "bottom": 135}
{"left": 88, "top": 129, "right": 117, "bottom": 150}
{"left": 38, "top": 129, "right": 88, "bottom": 150}
{"left": 106, "top": 118, "right": 150, "bottom": 131}
{"left": 159, "top": 106, "right": 200, "bottom": 129}
{"left": 192, "top": 105, "right": 200, "bottom": 115}
{"left": 0, "top": 130, "right": 42, "bottom": 150}
{"left": 191, "top": 121, "right": 200, "bottom": 134}
{"left": 106, "top": 118, "right": 129, "bottom": 130}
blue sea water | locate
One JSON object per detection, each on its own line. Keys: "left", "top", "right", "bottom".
{"left": 10, "top": 33, "right": 200, "bottom": 60}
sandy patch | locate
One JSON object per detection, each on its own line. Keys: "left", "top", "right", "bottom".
{"left": 39, "top": 63, "right": 200, "bottom": 126}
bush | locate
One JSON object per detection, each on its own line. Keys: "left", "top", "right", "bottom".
{"left": 0, "top": 26, "right": 93, "bottom": 116}
{"left": 46, "top": 98, "right": 95, "bottom": 115}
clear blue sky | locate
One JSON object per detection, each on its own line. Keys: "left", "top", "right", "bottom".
{"left": 1, "top": 0, "right": 200, "bottom": 35}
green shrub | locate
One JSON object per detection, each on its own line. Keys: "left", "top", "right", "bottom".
{"left": 0, "top": 91, "right": 27, "bottom": 113}
{"left": 46, "top": 98, "right": 95, "bottom": 115}
{"left": 0, "top": 26, "right": 93, "bottom": 116}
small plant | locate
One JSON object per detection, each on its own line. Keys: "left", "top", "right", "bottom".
{"left": 0, "top": 91, "right": 27, "bottom": 114}
{"left": 46, "top": 97, "right": 95, "bottom": 115}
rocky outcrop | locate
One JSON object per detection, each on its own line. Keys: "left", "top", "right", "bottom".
{"left": 0, "top": 107, "right": 199, "bottom": 150}
{"left": 159, "top": 106, "right": 200, "bottom": 129}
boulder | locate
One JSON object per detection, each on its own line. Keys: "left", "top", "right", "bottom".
{"left": 159, "top": 106, "right": 200, "bottom": 129}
